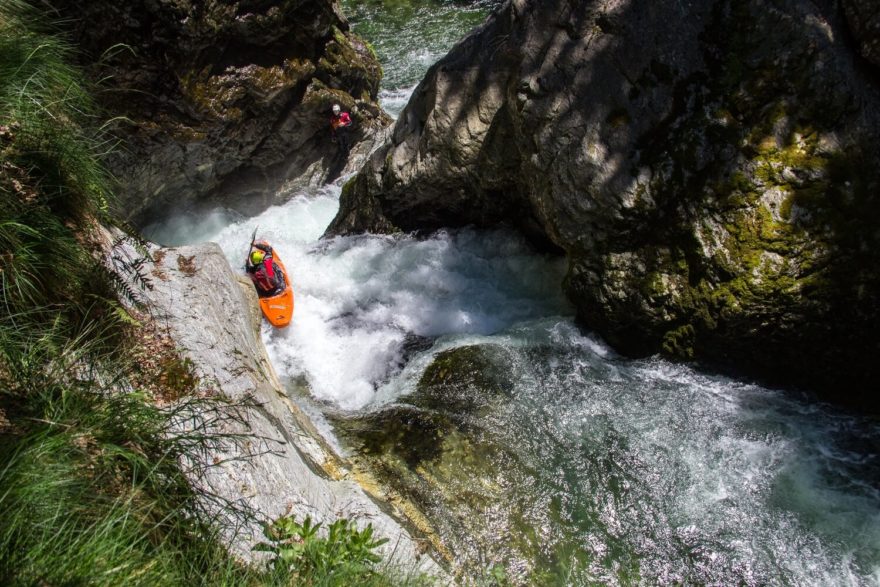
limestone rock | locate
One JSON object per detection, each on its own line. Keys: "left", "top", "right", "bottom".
{"left": 49, "top": 0, "right": 391, "bottom": 225}
{"left": 133, "top": 240, "right": 444, "bottom": 574}
{"left": 328, "top": 0, "right": 880, "bottom": 409}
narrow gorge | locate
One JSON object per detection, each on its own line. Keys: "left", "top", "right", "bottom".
{"left": 329, "top": 0, "right": 880, "bottom": 412}
{"left": 3, "top": 0, "right": 879, "bottom": 585}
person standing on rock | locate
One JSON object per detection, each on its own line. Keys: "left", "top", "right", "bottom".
{"left": 330, "top": 103, "right": 353, "bottom": 153}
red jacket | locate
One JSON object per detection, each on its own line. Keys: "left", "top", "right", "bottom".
{"left": 250, "top": 256, "right": 280, "bottom": 293}
{"left": 251, "top": 256, "right": 277, "bottom": 291}
{"left": 330, "top": 112, "right": 352, "bottom": 130}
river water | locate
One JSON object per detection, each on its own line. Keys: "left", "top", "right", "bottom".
{"left": 146, "top": 1, "right": 880, "bottom": 584}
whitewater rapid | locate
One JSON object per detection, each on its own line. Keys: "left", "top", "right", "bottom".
{"left": 148, "top": 182, "right": 880, "bottom": 585}
{"left": 153, "top": 184, "right": 572, "bottom": 410}
{"left": 141, "top": 0, "right": 880, "bottom": 579}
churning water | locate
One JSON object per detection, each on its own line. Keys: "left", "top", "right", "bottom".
{"left": 154, "top": 183, "right": 880, "bottom": 585}
{"left": 145, "top": 1, "right": 880, "bottom": 583}
{"left": 174, "top": 185, "right": 571, "bottom": 410}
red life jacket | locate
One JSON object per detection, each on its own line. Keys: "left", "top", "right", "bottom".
{"left": 251, "top": 258, "right": 280, "bottom": 292}
{"left": 330, "top": 111, "right": 351, "bottom": 130}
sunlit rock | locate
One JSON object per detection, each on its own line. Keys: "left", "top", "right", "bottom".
{"left": 130, "top": 240, "right": 443, "bottom": 575}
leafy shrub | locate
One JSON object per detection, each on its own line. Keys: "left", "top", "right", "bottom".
{"left": 255, "top": 515, "right": 391, "bottom": 585}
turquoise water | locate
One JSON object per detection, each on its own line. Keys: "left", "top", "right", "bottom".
{"left": 341, "top": 0, "right": 501, "bottom": 116}
{"left": 161, "top": 182, "right": 880, "bottom": 585}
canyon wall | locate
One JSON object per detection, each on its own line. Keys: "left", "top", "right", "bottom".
{"left": 51, "top": 0, "right": 390, "bottom": 224}
{"left": 328, "top": 0, "right": 880, "bottom": 409}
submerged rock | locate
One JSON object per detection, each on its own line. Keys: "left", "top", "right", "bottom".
{"left": 334, "top": 344, "right": 546, "bottom": 579}
{"left": 50, "top": 0, "right": 390, "bottom": 225}
{"left": 328, "top": 0, "right": 880, "bottom": 410}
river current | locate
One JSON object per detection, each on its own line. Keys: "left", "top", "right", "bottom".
{"left": 146, "top": 1, "right": 880, "bottom": 584}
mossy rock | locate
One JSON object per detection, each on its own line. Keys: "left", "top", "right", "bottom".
{"left": 415, "top": 344, "right": 515, "bottom": 415}
{"left": 316, "top": 27, "right": 382, "bottom": 100}
{"left": 339, "top": 406, "right": 454, "bottom": 469}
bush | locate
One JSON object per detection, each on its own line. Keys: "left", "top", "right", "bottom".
{"left": 256, "top": 515, "right": 390, "bottom": 585}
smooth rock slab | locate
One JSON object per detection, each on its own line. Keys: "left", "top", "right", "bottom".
{"left": 135, "top": 241, "right": 444, "bottom": 576}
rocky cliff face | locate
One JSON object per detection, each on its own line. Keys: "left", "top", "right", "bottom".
{"left": 128, "top": 240, "right": 443, "bottom": 573}
{"left": 328, "top": 0, "right": 880, "bottom": 409}
{"left": 50, "top": 0, "right": 390, "bottom": 225}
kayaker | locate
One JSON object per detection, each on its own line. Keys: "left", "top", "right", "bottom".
{"left": 247, "top": 244, "right": 284, "bottom": 297}
{"left": 330, "top": 103, "right": 353, "bottom": 152}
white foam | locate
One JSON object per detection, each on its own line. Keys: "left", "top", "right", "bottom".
{"left": 379, "top": 84, "right": 417, "bottom": 118}
{"left": 177, "top": 184, "right": 572, "bottom": 408}
{"left": 152, "top": 180, "right": 880, "bottom": 585}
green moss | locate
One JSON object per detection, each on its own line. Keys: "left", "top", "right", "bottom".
{"left": 418, "top": 345, "right": 510, "bottom": 405}
{"left": 662, "top": 324, "right": 696, "bottom": 359}
{"left": 617, "top": 0, "right": 880, "bottom": 392}
{"left": 317, "top": 27, "right": 383, "bottom": 99}
{"left": 642, "top": 271, "right": 668, "bottom": 298}
{"left": 180, "top": 56, "right": 317, "bottom": 122}
{"left": 729, "top": 171, "right": 752, "bottom": 193}
{"left": 362, "top": 38, "right": 380, "bottom": 63}
{"left": 779, "top": 193, "right": 794, "bottom": 220}
{"left": 169, "top": 125, "right": 207, "bottom": 142}
{"left": 332, "top": 26, "right": 348, "bottom": 46}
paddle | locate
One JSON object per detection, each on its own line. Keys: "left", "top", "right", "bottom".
{"left": 247, "top": 226, "right": 257, "bottom": 269}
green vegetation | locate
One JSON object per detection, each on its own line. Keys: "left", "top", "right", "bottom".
{"left": 0, "top": 320, "right": 259, "bottom": 585}
{"left": 0, "top": 0, "right": 115, "bottom": 326}
{"left": 0, "top": 2, "right": 417, "bottom": 585}
{"left": 256, "top": 515, "right": 412, "bottom": 586}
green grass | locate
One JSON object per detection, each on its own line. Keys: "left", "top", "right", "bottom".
{"left": 0, "top": 2, "right": 431, "bottom": 585}
{"left": 0, "top": 0, "right": 122, "bottom": 336}
{"left": 0, "top": 315, "right": 427, "bottom": 586}
{"left": 0, "top": 316, "right": 259, "bottom": 586}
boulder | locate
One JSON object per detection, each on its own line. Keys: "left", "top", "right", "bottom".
{"left": 49, "top": 0, "right": 391, "bottom": 225}
{"left": 328, "top": 0, "right": 880, "bottom": 410}
{"left": 333, "top": 344, "right": 525, "bottom": 577}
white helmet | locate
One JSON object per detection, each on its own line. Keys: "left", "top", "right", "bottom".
{"left": 332, "top": 103, "right": 341, "bottom": 114}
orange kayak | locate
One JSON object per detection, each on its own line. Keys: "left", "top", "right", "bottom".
{"left": 257, "top": 248, "right": 294, "bottom": 328}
